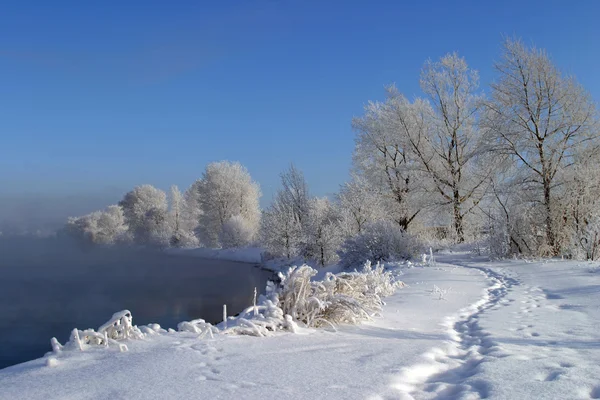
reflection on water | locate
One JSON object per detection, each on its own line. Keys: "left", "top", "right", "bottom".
{"left": 0, "top": 237, "right": 274, "bottom": 370}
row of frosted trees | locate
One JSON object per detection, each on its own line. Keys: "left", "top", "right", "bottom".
{"left": 350, "top": 38, "right": 600, "bottom": 259}
{"left": 65, "top": 38, "right": 600, "bottom": 262}
{"left": 65, "top": 161, "right": 261, "bottom": 249}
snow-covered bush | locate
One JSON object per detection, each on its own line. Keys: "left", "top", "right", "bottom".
{"left": 220, "top": 215, "right": 256, "bottom": 248}
{"left": 221, "top": 298, "right": 297, "bottom": 337}
{"left": 178, "top": 318, "right": 219, "bottom": 338}
{"left": 51, "top": 310, "right": 144, "bottom": 353}
{"left": 217, "top": 263, "right": 403, "bottom": 335}
{"left": 337, "top": 220, "right": 421, "bottom": 268}
{"left": 301, "top": 197, "right": 343, "bottom": 266}
{"left": 64, "top": 205, "right": 129, "bottom": 246}
{"left": 274, "top": 262, "right": 403, "bottom": 328}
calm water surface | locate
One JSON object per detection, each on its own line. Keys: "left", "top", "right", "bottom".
{"left": 0, "top": 237, "right": 274, "bottom": 370}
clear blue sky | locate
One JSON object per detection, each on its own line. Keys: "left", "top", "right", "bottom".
{"left": 1, "top": 0, "right": 598, "bottom": 211}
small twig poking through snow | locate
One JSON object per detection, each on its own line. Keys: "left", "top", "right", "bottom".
{"left": 50, "top": 337, "right": 62, "bottom": 353}
{"left": 72, "top": 329, "right": 83, "bottom": 351}
{"left": 253, "top": 287, "right": 258, "bottom": 317}
{"left": 431, "top": 285, "right": 451, "bottom": 300}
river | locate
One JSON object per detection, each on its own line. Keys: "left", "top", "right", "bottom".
{"left": 0, "top": 237, "right": 274, "bottom": 370}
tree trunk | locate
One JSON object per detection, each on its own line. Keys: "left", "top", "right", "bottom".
{"left": 543, "top": 179, "right": 557, "bottom": 254}
{"left": 453, "top": 190, "right": 465, "bottom": 243}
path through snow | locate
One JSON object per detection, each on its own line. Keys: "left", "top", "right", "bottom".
{"left": 380, "top": 254, "right": 600, "bottom": 400}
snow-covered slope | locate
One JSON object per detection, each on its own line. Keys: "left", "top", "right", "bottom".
{"left": 1, "top": 256, "right": 599, "bottom": 400}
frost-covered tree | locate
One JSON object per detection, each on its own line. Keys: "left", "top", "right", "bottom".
{"left": 301, "top": 197, "right": 342, "bottom": 267}
{"left": 484, "top": 38, "right": 598, "bottom": 254}
{"left": 95, "top": 205, "right": 129, "bottom": 244}
{"left": 260, "top": 165, "right": 310, "bottom": 259}
{"left": 412, "top": 53, "right": 490, "bottom": 242}
{"left": 65, "top": 205, "right": 128, "bottom": 245}
{"left": 261, "top": 191, "right": 303, "bottom": 259}
{"left": 168, "top": 185, "right": 198, "bottom": 248}
{"left": 561, "top": 156, "right": 600, "bottom": 259}
{"left": 119, "top": 184, "right": 171, "bottom": 246}
{"left": 220, "top": 215, "right": 256, "bottom": 248}
{"left": 189, "top": 161, "right": 261, "bottom": 248}
{"left": 352, "top": 97, "right": 422, "bottom": 230}
{"left": 478, "top": 163, "right": 541, "bottom": 257}
{"left": 336, "top": 174, "right": 385, "bottom": 237}
{"left": 280, "top": 164, "right": 310, "bottom": 226}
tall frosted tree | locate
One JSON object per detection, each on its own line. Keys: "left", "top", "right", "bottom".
{"left": 189, "top": 161, "right": 261, "bottom": 248}
{"left": 260, "top": 165, "right": 308, "bottom": 259}
{"left": 484, "top": 39, "right": 598, "bottom": 254}
{"left": 352, "top": 98, "right": 421, "bottom": 230}
{"left": 280, "top": 164, "right": 310, "bottom": 226}
{"left": 301, "top": 197, "right": 342, "bottom": 267}
{"left": 412, "top": 53, "right": 490, "bottom": 242}
{"left": 336, "top": 174, "right": 384, "bottom": 237}
{"left": 261, "top": 191, "right": 302, "bottom": 259}
{"left": 119, "top": 184, "right": 171, "bottom": 246}
{"left": 169, "top": 185, "right": 198, "bottom": 247}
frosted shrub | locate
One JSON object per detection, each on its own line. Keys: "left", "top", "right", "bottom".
{"left": 275, "top": 263, "right": 403, "bottom": 328}
{"left": 51, "top": 310, "right": 144, "bottom": 353}
{"left": 178, "top": 318, "right": 219, "bottom": 338}
{"left": 570, "top": 212, "right": 600, "bottom": 260}
{"left": 220, "top": 215, "right": 255, "bottom": 248}
{"left": 201, "top": 262, "right": 403, "bottom": 336}
{"left": 338, "top": 220, "right": 421, "bottom": 269}
{"left": 222, "top": 298, "right": 298, "bottom": 337}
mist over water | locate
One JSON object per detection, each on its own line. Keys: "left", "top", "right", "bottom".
{"left": 0, "top": 236, "right": 273, "bottom": 370}
{"left": 0, "top": 191, "right": 123, "bottom": 236}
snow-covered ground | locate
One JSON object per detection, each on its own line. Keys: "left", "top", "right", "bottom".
{"left": 1, "top": 254, "right": 600, "bottom": 400}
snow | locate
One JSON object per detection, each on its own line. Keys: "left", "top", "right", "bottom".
{"left": 2, "top": 254, "right": 600, "bottom": 399}
{"left": 167, "top": 246, "right": 264, "bottom": 264}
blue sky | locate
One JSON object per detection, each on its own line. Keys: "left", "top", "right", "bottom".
{"left": 0, "top": 0, "right": 598, "bottom": 212}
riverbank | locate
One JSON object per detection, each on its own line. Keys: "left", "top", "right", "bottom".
{"left": 0, "top": 260, "right": 488, "bottom": 399}
{"left": 0, "top": 243, "right": 272, "bottom": 370}
{"left": 3, "top": 255, "right": 600, "bottom": 399}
